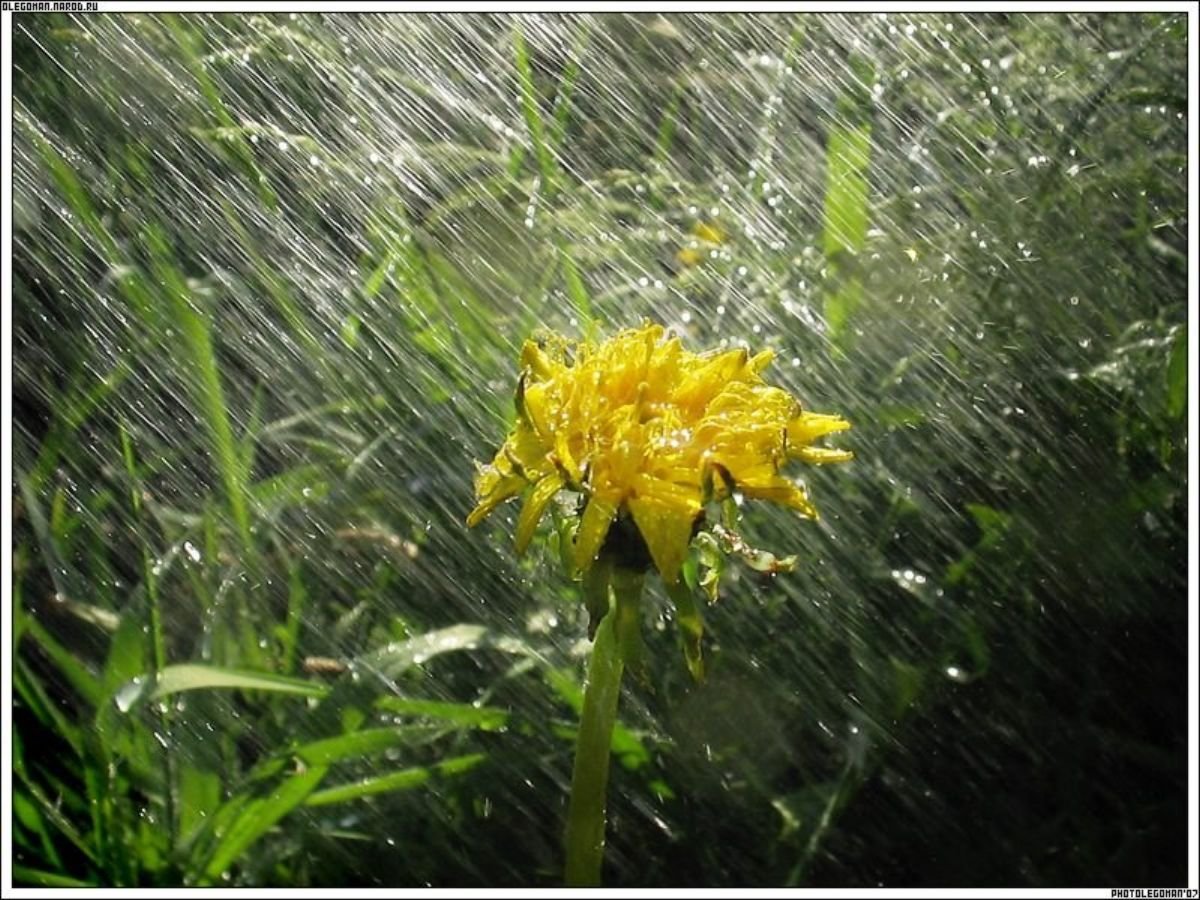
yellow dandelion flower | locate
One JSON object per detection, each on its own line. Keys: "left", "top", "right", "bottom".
{"left": 470, "top": 322, "right": 853, "bottom": 887}
{"left": 467, "top": 322, "right": 852, "bottom": 587}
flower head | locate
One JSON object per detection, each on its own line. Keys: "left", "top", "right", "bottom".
{"left": 468, "top": 323, "right": 852, "bottom": 588}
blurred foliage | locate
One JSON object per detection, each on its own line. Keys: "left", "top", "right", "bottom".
{"left": 10, "top": 10, "right": 1188, "bottom": 888}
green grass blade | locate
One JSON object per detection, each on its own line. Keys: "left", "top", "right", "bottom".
{"left": 176, "top": 763, "right": 222, "bottom": 851}
{"left": 542, "top": 668, "right": 651, "bottom": 770}
{"left": 822, "top": 123, "right": 872, "bottom": 258}
{"left": 129, "top": 664, "right": 327, "bottom": 704}
{"left": 290, "top": 727, "right": 439, "bottom": 768}
{"left": 652, "top": 82, "right": 685, "bottom": 167}
{"left": 304, "top": 753, "right": 486, "bottom": 808}
{"left": 144, "top": 226, "right": 253, "bottom": 550}
{"left": 14, "top": 658, "right": 84, "bottom": 754}
{"left": 374, "top": 697, "right": 509, "bottom": 730}
{"left": 19, "top": 616, "right": 105, "bottom": 709}
{"left": 821, "top": 56, "right": 874, "bottom": 344}
{"left": 280, "top": 558, "right": 307, "bottom": 676}
{"left": 13, "top": 769, "right": 100, "bottom": 866}
{"left": 513, "top": 25, "right": 558, "bottom": 196}
{"left": 30, "top": 361, "right": 129, "bottom": 492}
{"left": 548, "top": 23, "right": 591, "bottom": 152}
{"left": 27, "top": 125, "right": 120, "bottom": 261}
{"left": 16, "top": 477, "right": 82, "bottom": 621}
{"left": 218, "top": 200, "right": 323, "bottom": 365}
{"left": 164, "top": 15, "right": 278, "bottom": 209}
{"left": 11, "top": 865, "right": 94, "bottom": 888}
{"left": 559, "top": 242, "right": 593, "bottom": 324}
{"left": 14, "top": 789, "right": 64, "bottom": 869}
{"left": 359, "top": 624, "right": 541, "bottom": 680}
{"left": 200, "top": 765, "right": 328, "bottom": 882}
{"left": 1166, "top": 324, "right": 1187, "bottom": 420}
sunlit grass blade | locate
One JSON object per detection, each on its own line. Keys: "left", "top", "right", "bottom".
{"left": 143, "top": 225, "right": 253, "bottom": 551}
{"left": 513, "top": 25, "right": 558, "bottom": 197}
{"left": 559, "top": 242, "right": 594, "bottom": 325}
{"left": 548, "top": 22, "right": 591, "bottom": 153}
{"left": 358, "top": 624, "right": 510, "bottom": 679}
{"left": 302, "top": 625, "right": 542, "bottom": 741}
{"left": 218, "top": 199, "right": 326, "bottom": 371}
{"left": 124, "top": 664, "right": 327, "bottom": 705}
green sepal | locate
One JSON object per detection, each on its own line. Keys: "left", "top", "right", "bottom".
{"left": 664, "top": 578, "right": 705, "bottom": 683}
{"left": 581, "top": 556, "right": 613, "bottom": 640}
{"left": 700, "top": 460, "right": 735, "bottom": 506}
{"left": 554, "top": 507, "right": 577, "bottom": 578}
{"left": 681, "top": 552, "right": 700, "bottom": 591}
{"left": 721, "top": 497, "right": 741, "bottom": 530}
{"left": 514, "top": 369, "right": 531, "bottom": 425}
{"left": 693, "top": 531, "right": 725, "bottom": 603}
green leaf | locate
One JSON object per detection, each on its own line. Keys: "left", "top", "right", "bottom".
{"left": 548, "top": 22, "right": 591, "bottom": 153}
{"left": 559, "top": 243, "right": 593, "bottom": 323}
{"left": 652, "top": 83, "right": 685, "bottom": 166}
{"left": 340, "top": 313, "right": 362, "bottom": 348}
{"left": 966, "top": 503, "right": 1012, "bottom": 538}
{"left": 144, "top": 224, "right": 252, "bottom": 550}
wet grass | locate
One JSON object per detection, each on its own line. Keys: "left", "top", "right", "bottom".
{"left": 10, "top": 11, "right": 1189, "bottom": 888}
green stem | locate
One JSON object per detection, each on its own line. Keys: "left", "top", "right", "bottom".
{"left": 564, "top": 566, "right": 643, "bottom": 886}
